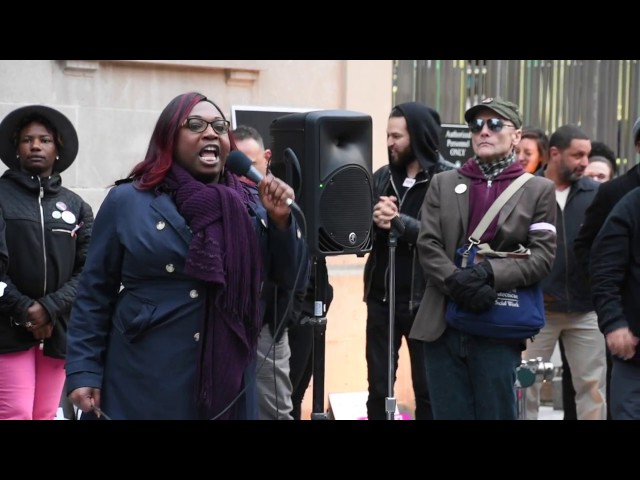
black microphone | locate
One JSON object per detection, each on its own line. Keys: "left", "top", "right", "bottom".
{"left": 226, "top": 150, "right": 294, "bottom": 207}
{"left": 226, "top": 150, "right": 264, "bottom": 184}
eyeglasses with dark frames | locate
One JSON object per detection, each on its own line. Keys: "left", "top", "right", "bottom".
{"left": 182, "top": 117, "right": 230, "bottom": 135}
{"left": 468, "top": 118, "right": 516, "bottom": 134}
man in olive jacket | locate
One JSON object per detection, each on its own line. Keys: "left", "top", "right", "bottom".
{"left": 411, "top": 98, "right": 557, "bottom": 420}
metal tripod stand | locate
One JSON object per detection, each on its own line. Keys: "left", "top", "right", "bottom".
{"left": 385, "top": 218, "right": 405, "bottom": 420}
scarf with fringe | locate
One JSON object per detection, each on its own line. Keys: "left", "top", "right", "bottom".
{"left": 163, "top": 163, "right": 262, "bottom": 419}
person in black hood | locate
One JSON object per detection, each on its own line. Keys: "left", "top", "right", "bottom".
{"left": 363, "top": 101, "right": 454, "bottom": 420}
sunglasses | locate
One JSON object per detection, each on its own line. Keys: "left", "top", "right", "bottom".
{"left": 182, "top": 117, "right": 230, "bottom": 135}
{"left": 468, "top": 118, "right": 516, "bottom": 134}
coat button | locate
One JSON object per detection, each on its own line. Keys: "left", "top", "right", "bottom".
{"left": 165, "top": 264, "right": 175, "bottom": 273}
{"left": 156, "top": 221, "right": 166, "bottom": 230}
{"left": 194, "top": 332, "right": 200, "bottom": 342}
{"left": 189, "top": 289, "right": 199, "bottom": 299}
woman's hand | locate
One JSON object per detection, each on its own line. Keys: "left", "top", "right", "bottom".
{"left": 25, "top": 301, "right": 50, "bottom": 329}
{"left": 30, "top": 322, "right": 53, "bottom": 340}
{"left": 258, "top": 174, "right": 295, "bottom": 230}
{"left": 69, "top": 387, "right": 103, "bottom": 416}
{"left": 23, "top": 301, "right": 53, "bottom": 339}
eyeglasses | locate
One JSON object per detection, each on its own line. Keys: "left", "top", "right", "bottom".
{"left": 182, "top": 117, "right": 230, "bottom": 135}
{"left": 468, "top": 118, "right": 516, "bottom": 134}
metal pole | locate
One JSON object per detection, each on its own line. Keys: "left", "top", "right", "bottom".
{"left": 310, "top": 256, "right": 329, "bottom": 420}
{"left": 385, "top": 229, "right": 399, "bottom": 420}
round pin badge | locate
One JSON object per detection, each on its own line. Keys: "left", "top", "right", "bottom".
{"left": 56, "top": 201, "right": 68, "bottom": 211}
{"left": 454, "top": 184, "right": 468, "bottom": 194}
{"left": 61, "top": 210, "right": 76, "bottom": 224}
{"left": 52, "top": 211, "right": 62, "bottom": 219}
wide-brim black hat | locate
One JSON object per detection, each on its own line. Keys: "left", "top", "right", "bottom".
{"left": 0, "top": 104, "right": 79, "bottom": 173}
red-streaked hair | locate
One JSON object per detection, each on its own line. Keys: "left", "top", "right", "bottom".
{"left": 125, "top": 92, "right": 228, "bottom": 190}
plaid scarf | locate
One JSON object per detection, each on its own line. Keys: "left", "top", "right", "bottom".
{"left": 163, "top": 163, "right": 262, "bottom": 419}
{"left": 474, "top": 150, "right": 517, "bottom": 181}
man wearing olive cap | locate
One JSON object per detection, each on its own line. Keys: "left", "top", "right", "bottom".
{"left": 410, "top": 97, "right": 557, "bottom": 419}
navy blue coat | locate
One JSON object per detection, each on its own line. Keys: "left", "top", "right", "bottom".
{"left": 65, "top": 181, "right": 307, "bottom": 419}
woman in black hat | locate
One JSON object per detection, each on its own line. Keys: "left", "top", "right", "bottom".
{"left": 0, "top": 104, "right": 94, "bottom": 420}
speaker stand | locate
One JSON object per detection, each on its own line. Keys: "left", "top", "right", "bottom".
{"left": 310, "top": 256, "right": 329, "bottom": 420}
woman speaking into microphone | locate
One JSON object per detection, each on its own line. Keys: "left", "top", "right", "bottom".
{"left": 65, "top": 91, "right": 308, "bottom": 420}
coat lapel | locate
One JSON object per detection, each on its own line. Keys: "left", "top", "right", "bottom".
{"left": 454, "top": 173, "right": 470, "bottom": 238}
{"left": 150, "top": 194, "right": 192, "bottom": 246}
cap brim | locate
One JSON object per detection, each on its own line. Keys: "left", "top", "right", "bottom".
{"left": 0, "top": 105, "right": 78, "bottom": 172}
{"left": 464, "top": 105, "right": 498, "bottom": 123}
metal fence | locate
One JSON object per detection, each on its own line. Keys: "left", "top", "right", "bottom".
{"left": 393, "top": 60, "right": 640, "bottom": 174}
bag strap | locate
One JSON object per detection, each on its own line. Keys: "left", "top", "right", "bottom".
{"left": 468, "top": 173, "right": 533, "bottom": 244}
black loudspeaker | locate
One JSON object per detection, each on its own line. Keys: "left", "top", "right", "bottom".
{"left": 270, "top": 110, "right": 373, "bottom": 257}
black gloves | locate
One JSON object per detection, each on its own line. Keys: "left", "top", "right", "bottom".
{"left": 445, "top": 261, "right": 497, "bottom": 313}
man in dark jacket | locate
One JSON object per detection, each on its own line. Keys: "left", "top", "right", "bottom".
{"left": 572, "top": 117, "right": 640, "bottom": 420}
{"left": 589, "top": 185, "right": 640, "bottom": 419}
{"left": 575, "top": 119, "right": 640, "bottom": 275}
{"left": 233, "top": 124, "right": 310, "bottom": 420}
{"left": 525, "top": 124, "right": 606, "bottom": 420}
{"left": 363, "top": 101, "right": 454, "bottom": 420}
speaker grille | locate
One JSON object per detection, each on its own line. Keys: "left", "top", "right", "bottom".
{"left": 318, "top": 166, "right": 372, "bottom": 254}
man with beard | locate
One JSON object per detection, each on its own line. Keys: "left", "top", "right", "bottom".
{"left": 363, "top": 102, "right": 454, "bottom": 420}
{"left": 524, "top": 124, "right": 607, "bottom": 420}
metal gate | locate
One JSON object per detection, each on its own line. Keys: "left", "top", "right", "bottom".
{"left": 393, "top": 60, "right": 640, "bottom": 174}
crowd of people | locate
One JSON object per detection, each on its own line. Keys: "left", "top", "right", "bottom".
{"left": 0, "top": 90, "right": 638, "bottom": 420}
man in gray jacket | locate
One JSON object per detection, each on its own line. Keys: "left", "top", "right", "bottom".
{"left": 411, "top": 97, "right": 557, "bottom": 419}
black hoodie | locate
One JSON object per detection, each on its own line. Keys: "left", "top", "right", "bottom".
{"left": 364, "top": 102, "right": 450, "bottom": 310}
{"left": 388, "top": 102, "right": 441, "bottom": 176}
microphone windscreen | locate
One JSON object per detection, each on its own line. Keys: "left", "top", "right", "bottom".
{"left": 226, "top": 150, "right": 253, "bottom": 177}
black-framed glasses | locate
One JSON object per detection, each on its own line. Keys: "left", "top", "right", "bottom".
{"left": 468, "top": 118, "right": 516, "bottom": 134}
{"left": 182, "top": 117, "right": 230, "bottom": 135}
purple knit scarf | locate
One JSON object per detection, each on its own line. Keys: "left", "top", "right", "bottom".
{"left": 163, "top": 163, "right": 262, "bottom": 419}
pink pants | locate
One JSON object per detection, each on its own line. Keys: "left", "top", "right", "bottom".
{"left": 0, "top": 346, "right": 66, "bottom": 420}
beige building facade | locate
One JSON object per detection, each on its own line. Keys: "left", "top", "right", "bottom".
{"left": 0, "top": 59, "right": 418, "bottom": 419}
